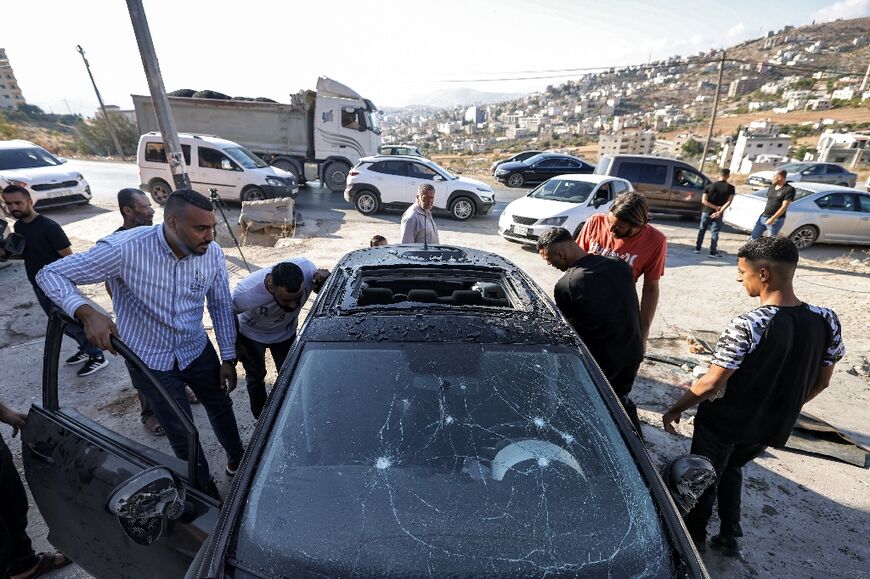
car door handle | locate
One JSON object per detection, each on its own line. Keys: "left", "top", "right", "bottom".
{"left": 27, "top": 442, "right": 55, "bottom": 465}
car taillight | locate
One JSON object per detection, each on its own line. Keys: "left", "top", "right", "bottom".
{"left": 349, "top": 170, "right": 359, "bottom": 176}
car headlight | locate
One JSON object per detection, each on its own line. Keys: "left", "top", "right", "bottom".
{"left": 537, "top": 216, "right": 567, "bottom": 226}
{"left": 496, "top": 169, "right": 508, "bottom": 175}
{"left": 476, "top": 186, "right": 492, "bottom": 192}
{"left": 74, "top": 173, "right": 84, "bottom": 181}
{"left": 265, "top": 176, "right": 286, "bottom": 187}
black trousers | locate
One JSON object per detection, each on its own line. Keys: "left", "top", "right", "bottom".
{"left": 237, "top": 333, "right": 295, "bottom": 419}
{"left": 0, "top": 436, "right": 38, "bottom": 577}
{"left": 683, "top": 422, "right": 766, "bottom": 540}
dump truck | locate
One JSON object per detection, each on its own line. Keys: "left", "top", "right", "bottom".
{"left": 132, "top": 77, "right": 381, "bottom": 192}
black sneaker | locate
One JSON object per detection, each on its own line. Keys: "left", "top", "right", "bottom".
{"left": 77, "top": 355, "right": 109, "bottom": 377}
{"left": 226, "top": 458, "right": 241, "bottom": 477}
{"left": 709, "top": 252, "right": 722, "bottom": 259}
{"left": 65, "top": 350, "right": 90, "bottom": 366}
{"left": 710, "top": 534, "right": 741, "bottom": 557}
{"left": 692, "top": 248, "right": 701, "bottom": 254}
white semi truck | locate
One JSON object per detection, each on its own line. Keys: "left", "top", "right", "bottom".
{"left": 132, "top": 77, "right": 380, "bottom": 192}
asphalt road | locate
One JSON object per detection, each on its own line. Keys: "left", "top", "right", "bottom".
{"left": 51, "top": 158, "right": 866, "bottom": 264}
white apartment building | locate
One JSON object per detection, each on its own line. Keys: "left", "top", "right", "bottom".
{"left": 597, "top": 129, "right": 656, "bottom": 157}
{"left": 0, "top": 49, "right": 26, "bottom": 111}
{"left": 831, "top": 87, "right": 855, "bottom": 101}
{"left": 728, "top": 126, "right": 792, "bottom": 174}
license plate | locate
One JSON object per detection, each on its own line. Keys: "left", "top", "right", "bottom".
{"left": 514, "top": 225, "right": 529, "bottom": 236}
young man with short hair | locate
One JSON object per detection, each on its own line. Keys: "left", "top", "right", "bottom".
{"left": 694, "top": 168, "right": 734, "bottom": 258}
{"left": 232, "top": 258, "right": 329, "bottom": 418}
{"left": 36, "top": 190, "right": 244, "bottom": 495}
{"left": 538, "top": 227, "right": 645, "bottom": 436}
{"left": 0, "top": 186, "right": 107, "bottom": 377}
{"left": 400, "top": 184, "right": 439, "bottom": 244}
{"left": 750, "top": 169, "right": 795, "bottom": 239}
{"left": 663, "top": 236, "right": 844, "bottom": 557}
{"left": 576, "top": 191, "right": 667, "bottom": 343}
{"left": 108, "top": 188, "right": 163, "bottom": 436}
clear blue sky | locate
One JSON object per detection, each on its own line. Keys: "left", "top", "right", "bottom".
{"left": 3, "top": 0, "right": 868, "bottom": 115}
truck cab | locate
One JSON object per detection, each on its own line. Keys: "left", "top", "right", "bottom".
{"left": 309, "top": 77, "right": 381, "bottom": 191}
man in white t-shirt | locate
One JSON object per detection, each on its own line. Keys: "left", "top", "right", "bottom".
{"left": 232, "top": 258, "right": 329, "bottom": 417}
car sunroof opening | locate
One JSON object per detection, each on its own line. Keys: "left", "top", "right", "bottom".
{"left": 351, "top": 267, "right": 516, "bottom": 309}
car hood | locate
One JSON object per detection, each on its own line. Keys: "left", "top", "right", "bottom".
{"left": 252, "top": 166, "right": 295, "bottom": 180}
{"left": 455, "top": 176, "right": 491, "bottom": 191}
{"left": 0, "top": 165, "right": 83, "bottom": 184}
{"left": 495, "top": 160, "right": 528, "bottom": 172}
{"left": 504, "top": 195, "right": 583, "bottom": 219}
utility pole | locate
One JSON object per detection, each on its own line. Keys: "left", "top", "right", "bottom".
{"left": 861, "top": 62, "right": 870, "bottom": 92}
{"left": 699, "top": 50, "right": 726, "bottom": 174}
{"left": 76, "top": 45, "right": 125, "bottom": 159}
{"left": 126, "top": 0, "right": 190, "bottom": 191}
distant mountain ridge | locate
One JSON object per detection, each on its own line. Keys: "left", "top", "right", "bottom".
{"left": 394, "top": 87, "right": 524, "bottom": 108}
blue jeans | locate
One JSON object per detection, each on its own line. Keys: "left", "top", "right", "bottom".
{"left": 32, "top": 284, "right": 101, "bottom": 357}
{"left": 695, "top": 212, "right": 722, "bottom": 254}
{"left": 127, "top": 341, "right": 243, "bottom": 487}
{"left": 750, "top": 215, "right": 785, "bottom": 239}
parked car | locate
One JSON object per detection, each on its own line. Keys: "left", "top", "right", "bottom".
{"left": 494, "top": 153, "right": 593, "bottom": 188}
{"left": 723, "top": 183, "right": 870, "bottom": 249}
{"left": 489, "top": 150, "right": 544, "bottom": 175}
{"left": 866, "top": 173, "right": 870, "bottom": 192}
{"left": 137, "top": 133, "right": 298, "bottom": 205}
{"left": 594, "top": 154, "right": 711, "bottom": 216}
{"left": 499, "top": 174, "right": 633, "bottom": 244}
{"left": 747, "top": 162, "right": 858, "bottom": 189}
{"left": 23, "top": 245, "right": 710, "bottom": 579}
{"left": 344, "top": 155, "right": 494, "bottom": 220}
{"left": 0, "top": 140, "right": 91, "bottom": 211}
{"left": 378, "top": 143, "right": 424, "bottom": 157}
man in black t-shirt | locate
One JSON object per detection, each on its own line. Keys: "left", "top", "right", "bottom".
{"left": 663, "top": 237, "right": 844, "bottom": 557}
{"left": 694, "top": 168, "right": 734, "bottom": 257}
{"left": 0, "top": 186, "right": 107, "bottom": 377}
{"left": 750, "top": 169, "right": 796, "bottom": 239}
{"left": 538, "top": 227, "right": 645, "bottom": 437}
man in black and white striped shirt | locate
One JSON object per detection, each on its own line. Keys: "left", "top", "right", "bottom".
{"left": 662, "top": 236, "right": 844, "bottom": 558}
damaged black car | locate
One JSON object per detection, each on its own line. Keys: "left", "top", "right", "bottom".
{"left": 22, "top": 245, "right": 709, "bottom": 578}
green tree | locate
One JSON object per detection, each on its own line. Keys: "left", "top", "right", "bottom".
{"left": 681, "top": 139, "right": 704, "bottom": 158}
{"left": 73, "top": 112, "right": 138, "bottom": 157}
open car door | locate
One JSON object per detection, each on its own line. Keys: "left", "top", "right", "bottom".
{"left": 21, "top": 312, "right": 220, "bottom": 579}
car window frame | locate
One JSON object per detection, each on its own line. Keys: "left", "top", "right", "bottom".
{"left": 815, "top": 193, "right": 856, "bottom": 212}
{"left": 144, "top": 141, "right": 192, "bottom": 165}
{"left": 42, "top": 311, "right": 205, "bottom": 485}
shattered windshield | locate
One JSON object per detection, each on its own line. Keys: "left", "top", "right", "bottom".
{"left": 234, "top": 343, "right": 674, "bottom": 577}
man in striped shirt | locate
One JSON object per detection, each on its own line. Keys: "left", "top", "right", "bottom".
{"left": 37, "top": 190, "right": 244, "bottom": 494}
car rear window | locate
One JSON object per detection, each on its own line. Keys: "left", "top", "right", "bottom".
{"left": 234, "top": 343, "right": 674, "bottom": 577}
{"left": 616, "top": 161, "right": 667, "bottom": 185}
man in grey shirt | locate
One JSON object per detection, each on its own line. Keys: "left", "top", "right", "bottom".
{"left": 400, "top": 183, "right": 439, "bottom": 244}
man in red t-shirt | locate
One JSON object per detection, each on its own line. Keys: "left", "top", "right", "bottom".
{"left": 577, "top": 191, "right": 666, "bottom": 343}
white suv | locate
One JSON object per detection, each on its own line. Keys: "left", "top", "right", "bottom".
{"left": 0, "top": 140, "right": 92, "bottom": 210}
{"left": 344, "top": 156, "right": 494, "bottom": 220}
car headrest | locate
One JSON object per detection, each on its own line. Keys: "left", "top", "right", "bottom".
{"left": 452, "top": 290, "right": 485, "bottom": 305}
{"left": 357, "top": 287, "right": 394, "bottom": 306}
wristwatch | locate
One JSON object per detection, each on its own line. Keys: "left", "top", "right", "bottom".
{"left": 222, "top": 358, "right": 238, "bottom": 366}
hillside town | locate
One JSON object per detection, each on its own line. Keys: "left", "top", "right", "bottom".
{"left": 381, "top": 18, "right": 870, "bottom": 176}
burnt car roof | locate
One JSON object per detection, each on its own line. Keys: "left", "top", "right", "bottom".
{"left": 303, "top": 245, "right": 580, "bottom": 346}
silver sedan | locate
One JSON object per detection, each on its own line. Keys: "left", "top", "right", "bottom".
{"left": 724, "top": 183, "right": 870, "bottom": 249}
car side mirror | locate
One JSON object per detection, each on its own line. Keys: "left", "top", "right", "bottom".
{"left": 106, "top": 466, "right": 187, "bottom": 545}
{"left": 433, "top": 175, "right": 445, "bottom": 182}
{"left": 592, "top": 196, "right": 607, "bottom": 208}
{"left": 58, "top": 157, "right": 68, "bottom": 164}
{"left": 663, "top": 454, "right": 716, "bottom": 515}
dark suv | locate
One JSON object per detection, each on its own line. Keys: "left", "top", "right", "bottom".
{"left": 22, "top": 246, "right": 709, "bottom": 578}
{"left": 595, "top": 155, "right": 711, "bottom": 216}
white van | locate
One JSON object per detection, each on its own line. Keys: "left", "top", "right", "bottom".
{"left": 137, "top": 133, "right": 298, "bottom": 204}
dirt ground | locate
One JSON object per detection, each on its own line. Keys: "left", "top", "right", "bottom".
{"left": 1, "top": 193, "right": 867, "bottom": 578}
